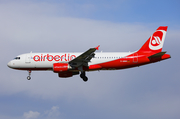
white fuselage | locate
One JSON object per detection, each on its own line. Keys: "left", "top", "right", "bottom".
{"left": 8, "top": 52, "right": 133, "bottom": 70}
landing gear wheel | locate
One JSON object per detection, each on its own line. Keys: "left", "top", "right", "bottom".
{"left": 83, "top": 77, "right": 88, "bottom": 82}
{"left": 27, "top": 76, "right": 31, "bottom": 80}
{"left": 80, "top": 73, "right": 84, "bottom": 79}
{"left": 27, "top": 70, "right": 31, "bottom": 80}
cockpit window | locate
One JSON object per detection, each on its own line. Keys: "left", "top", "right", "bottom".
{"left": 14, "top": 57, "right": 20, "bottom": 60}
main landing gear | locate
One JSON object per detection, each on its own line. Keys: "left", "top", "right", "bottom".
{"left": 80, "top": 71, "right": 88, "bottom": 82}
{"left": 78, "top": 66, "right": 88, "bottom": 82}
{"left": 27, "top": 70, "right": 31, "bottom": 80}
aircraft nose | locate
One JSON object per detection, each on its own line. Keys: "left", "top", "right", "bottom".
{"left": 7, "top": 61, "right": 12, "bottom": 68}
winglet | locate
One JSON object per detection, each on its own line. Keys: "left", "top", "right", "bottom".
{"left": 95, "top": 45, "right": 100, "bottom": 50}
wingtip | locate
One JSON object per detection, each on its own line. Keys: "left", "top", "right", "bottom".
{"left": 95, "top": 45, "right": 100, "bottom": 50}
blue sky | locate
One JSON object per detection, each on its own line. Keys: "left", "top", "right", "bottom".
{"left": 45, "top": 0, "right": 180, "bottom": 24}
{"left": 55, "top": 0, "right": 180, "bottom": 24}
{"left": 0, "top": 0, "right": 180, "bottom": 119}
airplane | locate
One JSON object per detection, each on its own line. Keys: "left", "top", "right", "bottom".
{"left": 7, "top": 26, "right": 171, "bottom": 82}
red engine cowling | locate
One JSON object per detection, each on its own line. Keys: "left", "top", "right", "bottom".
{"left": 53, "top": 63, "right": 71, "bottom": 73}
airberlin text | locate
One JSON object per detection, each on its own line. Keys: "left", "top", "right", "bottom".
{"left": 33, "top": 54, "right": 76, "bottom": 62}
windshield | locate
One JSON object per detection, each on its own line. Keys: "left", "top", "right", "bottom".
{"left": 14, "top": 57, "right": 20, "bottom": 60}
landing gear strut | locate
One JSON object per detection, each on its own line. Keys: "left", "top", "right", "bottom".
{"left": 27, "top": 70, "right": 31, "bottom": 80}
{"left": 80, "top": 71, "right": 88, "bottom": 82}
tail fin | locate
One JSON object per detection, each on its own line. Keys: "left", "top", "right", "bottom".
{"left": 138, "top": 26, "right": 168, "bottom": 53}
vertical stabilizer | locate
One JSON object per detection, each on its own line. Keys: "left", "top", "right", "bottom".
{"left": 138, "top": 26, "right": 168, "bottom": 53}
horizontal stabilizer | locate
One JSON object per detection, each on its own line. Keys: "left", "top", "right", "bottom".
{"left": 148, "top": 51, "right": 166, "bottom": 59}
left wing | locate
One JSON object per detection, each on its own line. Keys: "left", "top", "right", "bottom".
{"left": 69, "top": 45, "right": 100, "bottom": 68}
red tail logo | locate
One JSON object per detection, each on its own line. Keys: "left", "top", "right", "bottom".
{"left": 149, "top": 30, "right": 165, "bottom": 50}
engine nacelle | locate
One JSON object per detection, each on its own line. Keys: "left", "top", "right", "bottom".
{"left": 58, "top": 71, "right": 79, "bottom": 78}
{"left": 58, "top": 72, "right": 73, "bottom": 78}
{"left": 53, "top": 63, "right": 71, "bottom": 73}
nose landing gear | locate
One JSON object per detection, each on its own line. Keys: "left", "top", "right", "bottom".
{"left": 27, "top": 70, "right": 31, "bottom": 80}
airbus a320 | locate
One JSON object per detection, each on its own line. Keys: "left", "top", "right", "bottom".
{"left": 7, "top": 26, "right": 171, "bottom": 82}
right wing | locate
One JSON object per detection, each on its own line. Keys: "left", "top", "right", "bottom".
{"left": 69, "top": 45, "right": 100, "bottom": 68}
